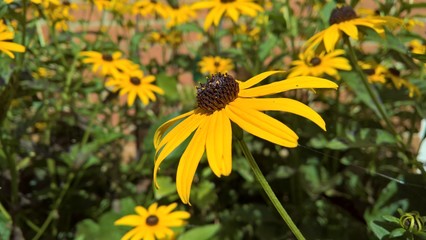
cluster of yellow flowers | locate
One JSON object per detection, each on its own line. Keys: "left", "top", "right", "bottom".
{"left": 80, "top": 51, "right": 164, "bottom": 106}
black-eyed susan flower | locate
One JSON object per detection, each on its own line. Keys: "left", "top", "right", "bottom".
{"left": 115, "top": 202, "right": 190, "bottom": 240}
{"left": 80, "top": 51, "right": 134, "bottom": 77}
{"left": 387, "top": 67, "right": 420, "bottom": 98}
{"left": 306, "top": 5, "right": 402, "bottom": 52}
{"left": 407, "top": 39, "right": 425, "bottom": 55}
{"left": 191, "top": 0, "right": 263, "bottom": 30}
{"left": 164, "top": 4, "right": 196, "bottom": 28}
{"left": 105, "top": 68, "right": 164, "bottom": 106}
{"left": 288, "top": 49, "right": 351, "bottom": 80}
{"left": 198, "top": 56, "right": 234, "bottom": 75}
{"left": 359, "top": 62, "right": 387, "bottom": 84}
{"left": 153, "top": 71, "right": 338, "bottom": 204}
{"left": 0, "top": 22, "right": 25, "bottom": 59}
{"left": 132, "top": 0, "right": 169, "bottom": 18}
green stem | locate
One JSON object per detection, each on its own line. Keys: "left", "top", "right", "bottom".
{"left": 344, "top": 37, "right": 403, "bottom": 147}
{"left": 32, "top": 173, "right": 75, "bottom": 240}
{"left": 236, "top": 138, "right": 305, "bottom": 240}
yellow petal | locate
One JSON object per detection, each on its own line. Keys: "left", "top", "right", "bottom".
{"left": 176, "top": 120, "right": 209, "bottom": 204}
{"left": 153, "top": 110, "right": 194, "bottom": 149}
{"left": 206, "top": 111, "right": 223, "bottom": 177}
{"left": 236, "top": 98, "right": 326, "bottom": 130}
{"left": 239, "top": 70, "right": 284, "bottom": 90}
{"left": 154, "top": 114, "right": 203, "bottom": 189}
{"left": 339, "top": 22, "right": 359, "bottom": 40}
{"left": 114, "top": 215, "right": 145, "bottom": 226}
{"left": 323, "top": 25, "right": 340, "bottom": 52}
{"left": 239, "top": 76, "right": 338, "bottom": 97}
{"left": 226, "top": 102, "right": 298, "bottom": 147}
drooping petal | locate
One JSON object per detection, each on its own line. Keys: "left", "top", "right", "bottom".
{"left": 339, "top": 21, "right": 359, "bottom": 40}
{"left": 239, "top": 76, "right": 338, "bottom": 97}
{"left": 239, "top": 70, "right": 284, "bottom": 90}
{"left": 236, "top": 98, "right": 326, "bottom": 130}
{"left": 205, "top": 111, "right": 223, "bottom": 177}
{"left": 221, "top": 109, "right": 233, "bottom": 175}
{"left": 176, "top": 120, "right": 209, "bottom": 204}
{"left": 226, "top": 103, "right": 298, "bottom": 147}
{"left": 323, "top": 25, "right": 340, "bottom": 52}
{"left": 153, "top": 110, "right": 194, "bottom": 148}
{"left": 153, "top": 114, "right": 202, "bottom": 188}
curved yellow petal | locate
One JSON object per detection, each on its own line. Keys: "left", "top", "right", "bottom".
{"left": 153, "top": 110, "right": 194, "bottom": 149}
{"left": 176, "top": 120, "right": 209, "bottom": 204}
{"left": 323, "top": 25, "right": 340, "bottom": 52}
{"left": 239, "top": 76, "right": 338, "bottom": 97}
{"left": 226, "top": 102, "right": 298, "bottom": 147}
{"left": 339, "top": 22, "right": 359, "bottom": 40}
{"left": 239, "top": 70, "right": 284, "bottom": 90}
{"left": 236, "top": 98, "right": 326, "bottom": 130}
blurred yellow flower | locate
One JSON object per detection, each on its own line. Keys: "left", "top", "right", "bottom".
{"left": 44, "top": 1, "right": 78, "bottom": 31}
{"left": 404, "top": 18, "right": 424, "bottom": 32}
{"left": 165, "top": 4, "right": 196, "bottom": 28}
{"left": 80, "top": 51, "right": 134, "bottom": 77}
{"left": 153, "top": 71, "right": 338, "bottom": 204}
{"left": 0, "top": 22, "right": 25, "bottom": 59}
{"left": 132, "top": 0, "right": 169, "bottom": 18}
{"left": 306, "top": 5, "right": 402, "bottom": 52}
{"left": 32, "top": 67, "right": 55, "bottom": 79}
{"left": 191, "top": 0, "right": 264, "bottom": 30}
{"left": 105, "top": 68, "right": 164, "bottom": 106}
{"left": 289, "top": 49, "right": 351, "bottom": 80}
{"left": 407, "top": 39, "right": 426, "bottom": 55}
{"left": 359, "top": 62, "right": 387, "bottom": 84}
{"left": 387, "top": 68, "right": 420, "bottom": 98}
{"left": 115, "top": 202, "right": 190, "bottom": 240}
{"left": 198, "top": 56, "right": 234, "bottom": 75}
{"left": 149, "top": 30, "right": 183, "bottom": 47}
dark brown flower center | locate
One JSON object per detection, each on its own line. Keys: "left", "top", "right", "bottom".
{"left": 197, "top": 73, "right": 239, "bottom": 113}
{"left": 388, "top": 67, "right": 400, "bottom": 77}
{"left": 363, "top": 68, "right": 375, "bottom": 75}
{"left": 220, "top": 0, "right": 235, "bottom": 3}
{"left": 214, "top": 61, "right": 220, "bottom": 67}
{"left": 146, "top": 215, "right": 159, "bottom": 226}
{"left": 309, "top": 57, "right": 321, "bottom": 66}
{"left": 102, "top": 54, "right": 113, "bottom": 61}
{"left": 130, "top": 77, "right": 141, "bottom": 85}
{"left": 62, "top": 1, "right": 70, "bottom": 6}
{"left": 329, "top": 6, "right": 358, "bottom": 25}
{"left": 150, "top": 0, "right": 157, "bottom": 3}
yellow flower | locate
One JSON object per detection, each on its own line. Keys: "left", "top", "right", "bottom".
{"left": 0, "top": 22, "right": 25, "bottom": 59}
{"left": 32, "top": 0, "right": 61, "bottom": 7}
{"left": 387, "top": 68, "right": 420, "bottom": 98}
{"left": 105, "top": 68, "right": 164, "bottom": 106}
{"left": 80, "top": 51, "right": 134, "bottom": 77}
{"left": 198, "top": 56, "right": 234, "bottom": 75}
{"left": 404, "top": 18, "right": 424, "bottom": 32}
{"left": 115, "top": 202, "right": 190, "bottom": 240}
{"left": 153, "top": 71, "right": 338, "bottom": 204}
{"left": 191, "top": 0, "right": 264, "bottom": 30}
{"left": 289, "top": 49, "right": 351, "bottom": 80}
{"left": 44, "top": 1, "right": 78, "bottom": 31}
{"left": 132, "top": 0, "right": 169, "bottom": 18}
{"left": 149, "top": 30, "right": 183, "bottom": 47}
{"left": 93, "top": 0, "right": 111, "bottom": 11}
{"left": 32, "top": 67, "right": 55, "bottom": 79}
{"left": 358, "top": 62, "right": 387, "bottom": 84}
{"left": 407, "top": 39, "right": 426, "bottom": 55}
{"left": 306, "top": 5, "right": 402, "bottom": 52}
{"left": 165, "top": 4, "right": 196, "bottom": 28}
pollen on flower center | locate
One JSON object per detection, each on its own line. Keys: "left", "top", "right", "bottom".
{"left": 309, "top": 57, "right": 321, "bottom": 66}
{"left": 145, "top": 215, "right": 159, "bottom": 226}
{"left": 130, "top": 77, "right": 142, "bottom": 85}
{"left": 102, "top": 54, "right": 113, "bottom": 61}
{"left": 196, "top": 73, "right": 239, "bottom": 113}
{"left": 329, "top": 6, "right": 358, "bottom": 25}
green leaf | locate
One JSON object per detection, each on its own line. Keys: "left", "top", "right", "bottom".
{"left": 383, "top": 215, "right": 401, "bottom": 224}
{"left": 389, "top": 228, "right": 406, "bottom": 238}
{"left": 258, "top": 33, "right": 278, "bottom": 61}
{"left": 179, "top": 224, "right": 220, "bottom": 240}
{"left": 154, "top": 176, "right": 177, "bottom": 199}
{"left": 191, "top": 180, "right": 218, "bottom": 208}
{"left": 0, "top": 213, "right": 11, "bottom": 240}
{"left": 412, "top": 53, "right": 426, "bottom": 63}
{"left": 156, "top": 73, "right": 179, "bottom": 102}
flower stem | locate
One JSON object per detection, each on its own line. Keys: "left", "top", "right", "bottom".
{"left": 236, "top": 138, "right": 305, "bottom": 240}
{"left": 343, "top": 37, "right": 403, "bottom": 147}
